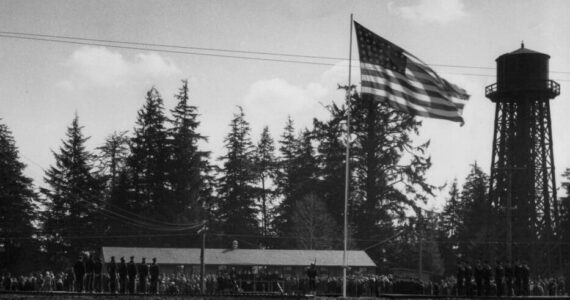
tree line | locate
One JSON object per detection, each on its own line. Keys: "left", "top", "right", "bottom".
{"left": 2, "top": 80, "right": 570, "bottom": 277}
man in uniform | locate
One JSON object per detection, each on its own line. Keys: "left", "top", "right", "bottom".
{"left": 93, "top": 256, "right": 103, "bottom": 292}
{"left": 306, "top": 263, "right": 317, "bottom": 294}
{"left": 464, "top": 262, "right": 473, "bottom": 296}
{"left": 474, "top": 260, "right": 483, "bottom": 296}
{"left": 514, "top": 260, "right": 522, "bottom": 295}
{"left": 107, "top": 256, "right": 117, "bottom": 293}
{"left": 84, "top": 253, "right": 94, "bottom": 292}
{"left": 138, "top": 257, "right": 149, "bottom": 293}
{"left": 456, "top": 261, "right": 465, "bottom": 296}
{"left": 73, "top": 256, "right": 85, "bottom": 292}
{"left": 118, "top": 257, "right": 128, "bottom": 294}
{"left": 127, "top": 256, "right": 137, "bottom": 294}
{"left": 482, "top": 260, "right": 492, "bottom": 296}
{"left": 522, "top": 262, "right": 530, "bottom": 296}
{"left": 149, "top": 258, "right": 159, "bottom": 295}
{"left": 505, "top": 261, "right": 514, "bottom": 296}
{"left": 495, "top": 260, "right": 505, "bottom": 297}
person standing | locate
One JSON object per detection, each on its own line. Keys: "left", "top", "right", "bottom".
{"left": 514, "top": 260, "right": 522, "bottom": 295}
{"left": 84, "top": 253, "right": 94, "bottom": 292}
{"left": 138, "top": 257, "right": 148, "bottom": 293}
{"left": 464, "top": 263, "right": 473, "bottom": 296}
{"left": 495, "top": 260, "right": 505, "bottom": 297}
{"left": 456, "top": 261, "right": 465, "bottom": 296}
{"left": 73, "top": 256, "right": 85, "bottom": 292}
{"left": 306, "top": 263, "right": 317, "bottom": 294}
{"left": 522, "top": 262, "right": 530, "bottom": 296}
{"left": 118, "top": 257, "right": 128, "bottom": 294}
{"left": 505, "top": 261, "right": 514, "bottom": 296}
{"left": 149, "top": 258, "right": 159, "bottom": 295}
{"left": 93, "top": 257, "right": 102, "bottom": 292}
{"left": 127, "top": 256, "right": 137, "bottom": 294}
{"left": 482, "top": 261, "right": 492, "bottom": 296}
{"left": 474, "top": 260, "right": 483, "bottom": 296}
{"left": 107, "top": 256, "right": 117, "bottom": 293}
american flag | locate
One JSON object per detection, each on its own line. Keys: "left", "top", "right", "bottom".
{"left": 354, "top": 21, "right": 470, "bottom": 123}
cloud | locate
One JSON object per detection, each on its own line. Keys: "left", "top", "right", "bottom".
{"left": 242, "top": 61, "right": 350, "bottom": 137}
{"left": 59, "top": 46, "right": 182, "bottom": 90}
{"left": 388, "top": 0, "right": 467, "bottom": 24}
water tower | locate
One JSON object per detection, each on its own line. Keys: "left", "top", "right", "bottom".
{"left": 485, "top": 43, "right": 560, "bottom": 269}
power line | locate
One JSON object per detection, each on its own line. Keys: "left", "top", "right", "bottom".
{"left": 4, "top": 30, "right": 570, "bottom": 77}
{"left": 0, "top": 33, "right": 334, "bottom": 67}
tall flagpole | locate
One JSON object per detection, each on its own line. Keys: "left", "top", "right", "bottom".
{"left": 342, "top": 13, "right": 353, "bottom": 299}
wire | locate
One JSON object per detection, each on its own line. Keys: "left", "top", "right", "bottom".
{"left": 0, "top": 33, "right": 334, "bottom": 67}
{"left": 4, "top": 31, "right": 570, "bottom": 79}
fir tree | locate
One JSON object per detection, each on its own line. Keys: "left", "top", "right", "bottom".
{"left": 274, "top": 126, "right": 320, "bottom": 248}
{"left": 456, "top": 162, "right": 496, "bottom": 261}
{"left": 0, "top": 121, "right": 38, "bottom": 273}
{"left": 43, "top": 115, "right": 103, "bottom": 267}
{"left": 168, "top": 80, "right": 210, "bottom": 224}
{"left": 349, "top": 95, "right": 433, "bottom": 259}
{"left": 253, "top": 126, "right": 277, "bottom": 240}
{"left": 313, "top": 104, "right": 348, "bottom": 228}
{"left": 129, "top": 87, "right": 170, "bottom": 217}
{"left": 216, "top": 107, "right": 259, "bottom": 243}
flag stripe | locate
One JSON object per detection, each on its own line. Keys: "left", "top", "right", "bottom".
{"left": 361, "top": 87, "right": 464, "bottom": 122}
{"left": 361, "top": 76, "right": 459, "bottom": 111}
{"left": 360, "top": 67, "right": 459, "bottom": 104}
{"left": 354, "top": 21, "right": 470, "bottom": 123}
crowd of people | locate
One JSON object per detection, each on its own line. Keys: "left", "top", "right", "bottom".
{"left": 0, "top": 254, "right": 567, "bottom": 297}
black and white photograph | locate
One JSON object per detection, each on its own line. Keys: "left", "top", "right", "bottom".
{"left": 1, "top": 0, "right": 570, "bottom": 298}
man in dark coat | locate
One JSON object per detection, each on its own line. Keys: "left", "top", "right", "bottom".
{"left": 127, "top": 256, "right": 137, "bottom": 294}
{"left": 522, "top": 262, "right": 530, "bottom": 296}
{"left": 474, "top": 260, "right": 483, "bottom": 296}
{"left": 464, "top": 263, "right": 473, "bottom": 296}
{"left": 306, "top": 263, "right": 317, "bottom": 293}
{"left": 93, "top": 257, "right": 103, "bottom": 292}
{"left": 138, "top": 257, "right": 149, "bottom": 293}
{"left": 514, "top": 260, "right": 523, "bottom": 295}
{"left": 84, "top": 253, "right": 94, "bottom": 292}
{"left": 456, "top": 261, "right": 465, "bottom": 296}
{"left": 107, "top": 256, "right": 117, "bottom": 293}
{"left": 495, "top": 260, "right": 505, "bottom": 297}
{"left": 73, "top": 256, "right": 85, "bottom": 292}
{"left": 505, "top": 261, "right": 514, "bottom": 296}
{"left": 118, "top": 257, "right": 128, "bottom": 294}
{"left": 482, "top": 261, "right": 492, "bottom": 296}
{"left": 149, "top": 258, "right": 159, "bottom": 294}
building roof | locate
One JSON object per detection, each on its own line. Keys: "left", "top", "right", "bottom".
{"left": 102, "top": 247, "right": 376, "bottom": 267}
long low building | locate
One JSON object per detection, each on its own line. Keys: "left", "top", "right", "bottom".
{"left": 102, "top": 247, "right": 376, "bottom": 276}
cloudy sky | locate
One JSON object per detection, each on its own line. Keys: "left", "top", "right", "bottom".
{"left": 2, "top": 0, "right": 570, "bottom": 209}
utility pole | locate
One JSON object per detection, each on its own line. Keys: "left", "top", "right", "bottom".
{"left": 418, "top": 213, "right": 423, "bottom": 281}
{"left": 199, "top": 223, "right": 206, "bottom": 294}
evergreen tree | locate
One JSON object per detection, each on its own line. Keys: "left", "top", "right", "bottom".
{"left": 0, "top": 121, "right": 38, "bottom": 273}
{"left": 313, "top": 104, "right": 348, "bottom": 228}
{"left": 95, "top": 132, "right": 133, "bottom": 245}
{"left": 168, "top": 80, "right": 210, "bottom": 225}
{"left": 456, "top": 162, "right": 496, "bottom": 261}
{"left": 43, "top": 115, "right": 103, "bottom": 268}
{"left": 349, "top": 95, "right": 433, "bottom": 262}
{"left": 438, "top": 179, "right": 463, "bottom": 275}
{"left": 216, "top": 107, "right": 259, "bottom": 243}
{"left": 273, "top": 117, "right": 298, "bottom": 241}
{"left": 96, "top": 131, "right": 130, "bottom": 191}
{"left": 253, "top": 126, "right": 277, "bottom": 240}
{"left": 274, "top": 126, "right": 320, "bottom": 248}
{"left": 559, "top": 168, "right": 570, "bottom": 276}
{"left": 129, "top": 87, "right": 170, "bottom": 217}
